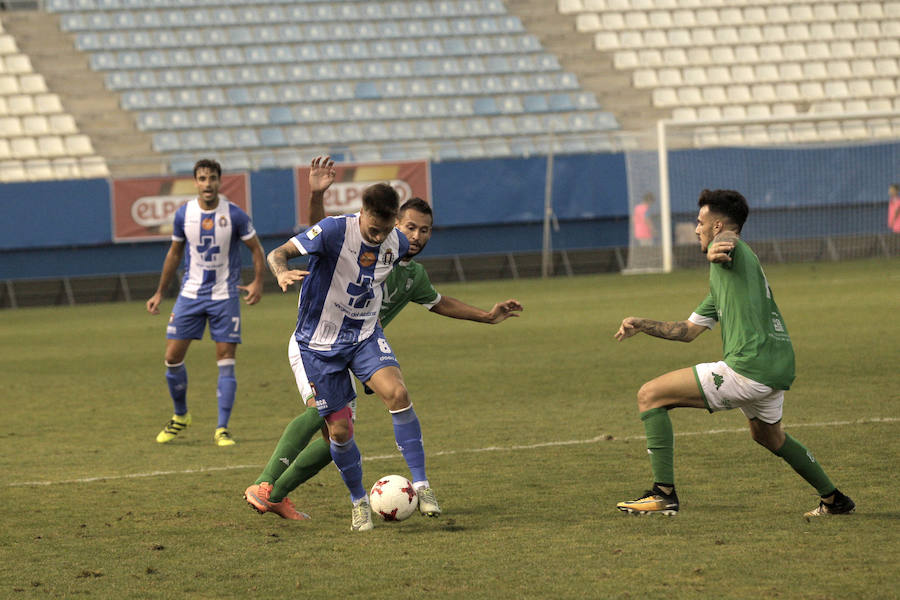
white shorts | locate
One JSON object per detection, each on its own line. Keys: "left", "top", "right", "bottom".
{"left": 693, "top": 361, "right": 784, "bottom": 424}
{"left": 287, "top": 336, "right": 358, "bottom": 420}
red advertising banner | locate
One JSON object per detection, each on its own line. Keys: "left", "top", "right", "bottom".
{"left": 295, "top": 160, "right": 431, "bottom": 228}
{"left": 112, "top": 173, "right": 249, "bottom": 242}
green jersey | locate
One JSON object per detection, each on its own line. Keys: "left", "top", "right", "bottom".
{"left": 378, "top": 259, "right": 441, "bottom": 328}
{"left": 691, "top": 239, "right": 795, "bottom": 390}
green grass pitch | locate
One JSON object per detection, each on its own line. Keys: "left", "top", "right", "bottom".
{"left": 1, "top": 257, "right": 897, "bottom": 599}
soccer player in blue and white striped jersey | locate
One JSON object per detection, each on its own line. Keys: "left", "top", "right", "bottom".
{"left": 265, "top": 182, "right": 438, "bottom": 531}
{"left": 146, "top": 159, "right": 266, "bottom": 447}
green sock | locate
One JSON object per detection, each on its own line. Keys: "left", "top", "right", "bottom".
{"left": 270, "top": 437, "right": 333, "bottom": 503}
{"left": 773, "top": 433, "right": 836, "bottom": 497}
{"left": 256, "top": 407, "right": 326, "bottom": 485}
{"left": 641, "top": 407, "right": 674, "bottom": 485}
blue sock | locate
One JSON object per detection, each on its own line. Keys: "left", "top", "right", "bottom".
{"left": 216, "top": 359, "right": 236, "bottom": 428}
{"left": 391, "top": 405, "right": 427, "bottom": 483}
{"left": 330, "top": 437, "right": 366, "bottom": 502}
{"left": 165, "top": 361, "right": 188, "bottom": 415}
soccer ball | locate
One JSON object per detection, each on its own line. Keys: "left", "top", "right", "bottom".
{"left": 369, "top": 474, "right": 418, "bottom": 521}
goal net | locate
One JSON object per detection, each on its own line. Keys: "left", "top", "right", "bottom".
{"left": 624, "top": 113, "right": 900, "bottom": 272}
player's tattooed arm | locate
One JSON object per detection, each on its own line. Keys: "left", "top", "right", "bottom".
{"left": 615, "top": 317, "right": 705, "bottom": 342}
{"left": 267, "top": 242, "right": 308, "bottom": 292}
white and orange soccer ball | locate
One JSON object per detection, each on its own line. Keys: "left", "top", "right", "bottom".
{"left": 369, "top": 474, "right": 418, "bottom": 521}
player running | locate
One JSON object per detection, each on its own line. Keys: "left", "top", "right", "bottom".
{"left": 614, "top": 189, "right": 855, "bottom": 518}
{"left": 146, "top": 158, "right": 265, "bottom": 446}
{"left": 243, "top": 156, "right": 522, "bottom": 526}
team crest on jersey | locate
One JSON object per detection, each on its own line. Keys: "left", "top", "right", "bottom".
{"left": 359, "top": 251, "right": 376, "bottom": 267}
{"left": 382, "top": 249, "right": 394, "bottom": 265}
{"left": 218, "top": 216, "right": 228, "bottom": 228}
{"left": 201, "top": 217, "right": 214, "bottom": 231}
{"left": 306, "top": 225, "right": 322, "bottom": 240}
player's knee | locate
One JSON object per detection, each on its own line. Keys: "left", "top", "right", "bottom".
{"left": 381, "top": 384, "right": 410, "bottom": 412}
{"left": 325, "top": 406, "right": 354, "bottom": 442}
{"left": 636, "top": 382, "right": 659, "bottom": 411}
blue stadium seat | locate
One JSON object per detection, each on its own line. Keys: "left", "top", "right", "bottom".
{"left": 227, "top": 88, "right": 252, "bottom": 105}
{"left": 216, "top": 108, "right": 242, "bottom": 127}
{"left": 220, "top": 47, "right": 245, "bottom": 65}
{"left": 311, "top": 125, "right": 337, "bottom": 144}
{"left": 276, "top": 84, "right": 303, "bottom": 103}
{"left": 244, "top": 107, "right": 268, "bottom": 126}
{"left": 245, "top": 46, "right": 270, "bottom": 64}
{"left": 259, "top": 127, "right": 286, "bottom": 147}
{"left": 321, "top": 104, "right": 348, "bottom": 121}
{"left": 165, "top": 110, "right": 189, "bottom": 129}
{"left": 174, "top": 89, "right": 199, "bottom": 107}
{"left": 134, "top": 70, "right": 159, "bottom": 89}
{"left": 509, "top": 137, "right": 537, "bottom": 157}
{"left": 498, "top": 96, "right": 524, "bottom": 113}
{"left": 120, "top": 90, "right": 148, "bottom": 110}
{"left": 423, "top": 99, "right": 449, "bottom": 117}
{"left": 180, "top": 131, "right": 207, "bottom": 151}
{"left": 491, "top": 116, "right": 518, "bottom": 135}
{"left": 483, "top": 138, "right": 512, "bottom": 157}
{"left": 152, "top": 132, "right": 181, "bottom": 153}
{"left": 354, "top": 81, "right": 380, "bottom": 100}
{"left": 293, "top": 105, "right": 320, "bottom": 123}
{"left": 135, "top": 111, "right": 163, "bottom": 130}
{"left": 363, "top": 122, "right": 390, "bottom": 141}
{"left": 473, "top": 97, "right": 500, "bottom": 115}
{"left": 337, "top": 123, "right": 365, "bottom": 143}
{"left": 269, "top": 106, "right": 294, "bottom": 125}
{"left": 105, "top": 71, "right": 132, "bottom": 90}
{"left": 548, "top": 93, "right": 575, "bottom": 112}
{"left": 523, "top": 95, "right": 549, "bottom": 112}
{"left": 220, "top": 151, "right": 251, "bottom": 171}
{"left": 233, "top": 128, "right": 261, "bottom": 148}
{"left": 169, "top": 154, "right": 195, "bottom": 174}
{"left": 185, "top": 70, "right": 211, "bottom": 87}
{"left": 192, "top": 48, "right": 217, "bottom": 67}
{"left": 573, "top": 92, "right": 600, "bottom": 110}
{"left": 159, "top": 70, "right": 185, "bottom": 88}
{"left": 206, "top": 130, "right": 234, "bottom": 149}
{"left": 74, "top": 33, "right": 101, "bottom": 51}
{"left": 190, "top": 109, "right": 217, "bottom": 128}
{"left": 285, "top": 126, "right": 311, "bottom": 146}
{"left": 349, "top": 145, "right": 381, "bottom": 162}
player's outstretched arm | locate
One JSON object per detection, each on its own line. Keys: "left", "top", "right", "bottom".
{"left": 308, "top": 155, "right": 335, "bottom": 225}
{"left": 267, "top": 242, "right": 309, "bottom": 292}
{"left": 238, "top": 235, "right": 266, "bottom": 305}
{"left": 146, "top": 241, "right": 185, "bottom": 314}
{"left": 431, "top": 296, "right": 523, "bottom": 324}
{"left": 615, "top": 317, "right": 706, "bottom": 342}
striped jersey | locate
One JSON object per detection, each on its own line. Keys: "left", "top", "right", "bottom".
{"left": 172, "top": 198, "right": 257, "bottom": 301}
{"left": 291, "top": 214, "right": 409, "bottom": 353}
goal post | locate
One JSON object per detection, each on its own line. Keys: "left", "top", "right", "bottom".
{"left": 626, "top": 111, "right": 900, "bottom": 272}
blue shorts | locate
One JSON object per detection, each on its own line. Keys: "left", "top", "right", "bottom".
{"left": 300, "top": 331, "right": 399, "bottom": 417}
{"left": 167, "top": 295, "right": 242, "bottom": 343}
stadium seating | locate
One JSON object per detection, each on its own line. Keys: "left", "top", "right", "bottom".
{"left": 561, "top": 0, "right": 900, "bottom": 145}
{"left": 38, "top": 0, "right": 618, "bottom": 172}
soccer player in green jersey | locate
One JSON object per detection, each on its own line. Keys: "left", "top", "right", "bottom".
{"left": 614, "top": 189, "right": 855, "bottom": 518}
{"left": 243, "top": 156, "right": 523, "bottom": 521}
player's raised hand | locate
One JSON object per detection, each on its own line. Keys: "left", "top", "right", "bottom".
{"left": 275, "top": 269, "right": 309, "bottom": 292}
{"left": 238, "top": 280, "right": 263, "bottom": 305}
{"left": 486, "top": 299, "right": 523, "bottom": 324}
{"left": 615, "top": 317, "right": 642, "bottom": 341}
{"left": 309, "top": 155, "right": 336, "bottom": 193}
{"left": 706, "top": 240, "right": 735, "bottom": 263}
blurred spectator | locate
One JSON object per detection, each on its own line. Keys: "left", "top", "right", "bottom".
{"left": 889, "top": 184, "right": 900, "bottom": 233}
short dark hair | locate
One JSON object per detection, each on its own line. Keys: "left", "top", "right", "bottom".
{"left": 193, "top": 158, "right": 222, "bottom": 178}
{"left": 698, "top": 189, "right": 749, "bottom": 232}
{"left": 400, "top": 197, "right": 433, "bottom": 220}
{"left": 362, "top": 183, "right": 399, "bottom": 220}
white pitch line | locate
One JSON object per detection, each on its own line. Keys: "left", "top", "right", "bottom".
{"left": 7, "top": 416, "right": 896, "bottom": 488}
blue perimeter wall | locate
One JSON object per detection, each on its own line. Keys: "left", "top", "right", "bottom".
{"left": 1, "top": 143, "right": 897, "bottom": 279}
